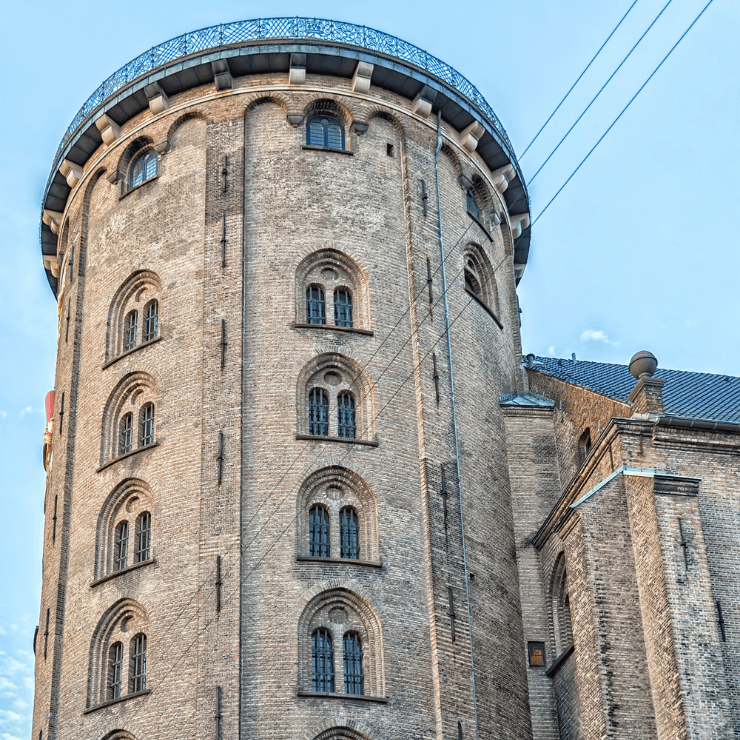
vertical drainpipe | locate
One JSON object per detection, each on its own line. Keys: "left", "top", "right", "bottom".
{"left": 434, "top": 109, "right": 480, "bottom": 739}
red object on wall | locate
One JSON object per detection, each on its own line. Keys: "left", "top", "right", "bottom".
{"left": 45, "top": 390, "right": 54, "bottom": 422}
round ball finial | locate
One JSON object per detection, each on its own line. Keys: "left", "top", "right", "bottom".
{"left": 629, "top": 350, "right": 658, "bottom": 379}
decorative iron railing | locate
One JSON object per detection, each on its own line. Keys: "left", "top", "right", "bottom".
{"left": 50, "top": 17, "right": 516, "bottom": 170}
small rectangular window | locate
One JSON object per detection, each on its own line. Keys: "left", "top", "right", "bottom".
{"left": 528, "top": 641, "right": 546, "bottom": 667}
{"left": 386, "top": 143, "right": 394, "bottom": 157}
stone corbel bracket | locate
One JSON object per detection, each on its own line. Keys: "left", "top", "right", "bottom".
{"left": 509, "top": 213, "right": 530, "bottom": 240}
{"left": 412, "top": 85, "right": 437, "bottom": 118}
{"left": 288, "top": 53, "right": 306, "bottom": 85}
{"left": 287, "top": 111, "right": 304, "bottom": 128}
{"left": 457, "top": 173, "right": 473, "bottom": 191}
{"left": 94, "top": 114, "right": 122, "bottom": 146}
{"left": 351, "top": 121, "right": 369, "bottom": 136}
{"left": 144, "top": 82, "right": 169, "bottom": 114}
{"left": 43, "top": 210, "right": 64, "bottom": 235}
{"left": 352, "top": 62, "right": 374, "bottom": 93}
{"left": 458, "top": 120, "right": 485, "bottom": 153}
{"left": 59, "top": 160, "right": 83, "bottom": 189}
{"left": 491, "top": 164, "right": 515, "bottom": 194}
{"left": 106, "top": 170, "right": 123, "bottom": 185}
{"left": 43, "top": 254, "right": 60, "bottom": 278}
{"left": 153, "top": 140, "right": 170, "bottom": 155}
{"left": 212, "top": 60, "right": 233, "bottom": 91}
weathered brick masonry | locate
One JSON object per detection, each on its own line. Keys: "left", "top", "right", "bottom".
{"left": 32, "top": 21, "right": 738, "bottom": 740}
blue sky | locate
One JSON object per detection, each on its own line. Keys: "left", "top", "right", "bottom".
{"left": 0, "top": 1, "right": 737, "bottom": 736}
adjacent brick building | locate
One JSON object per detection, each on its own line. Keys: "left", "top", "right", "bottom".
{"left": 32, "top": 17, "right": 737, "bottom": 740}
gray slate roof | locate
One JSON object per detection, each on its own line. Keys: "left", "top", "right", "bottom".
{"left": 528, "top": 356, "right": 740, "bottom": 423}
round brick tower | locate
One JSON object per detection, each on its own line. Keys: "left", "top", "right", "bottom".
{"left": 34, "top": 18, "right": 533, "bottom": 740}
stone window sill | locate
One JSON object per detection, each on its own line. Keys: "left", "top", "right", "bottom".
{"left": 296, "top": 556, "right": 382, "bottom": 569}
{"left": 103, "top": 336, "right": 163, "bottom": 370}
{"left": 83, "top": 689, "right": 151, "bottom": 714}
{"left": 293, "top": 323, "right": 373, "bottom": 337}
{"left": 97, "top": 442, "right": 159, "bottom": 473}
{"left": 464, "top": 287, "right": 504, "bottom": 330}
{"left": 297, "top": 691, "right": 387, "bottom": 703}
{"left": 295, "top": 434, "right": 378, "bottom": 447}
{"left": 91, "top": 558, "right": 155, "bottom": 588}
{"left": 467, "top": 210, "right": 493, "bottom": 241}
{"left": 302, "top": 145, "right": 354, "bottom": 156}
{"left": 545, "top": 643, "right": 574, "bottom": 678}
{"left": 120, "top": 175, "right": 158, "bottom": 199}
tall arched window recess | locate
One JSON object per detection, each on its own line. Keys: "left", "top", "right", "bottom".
{"left": 334, "top": 289, "right": 353, "bottom": 327}
{"left": 143, "top": 301, "right": 158, "bottom": 342}
{"left": 307, "top": 116, "right": 345, "bottom": 150}
{"left": 134, "top": 512, "right": 151, "bottom": 563}
{"left": 129, "top": 150, "right": 157, "bottom": 189}
{"left": 107, "top": 642, "right": 124, "bottom": 700}
{"left": 129, "top": 633, "right": 147, "bottom": 693}
{"left": 466, "top": 188, "right": 480, "bottom": 220}
{"left": 140, "top": 404, "right": 155, "bottom": 447}
{"left": 113, "top": 522, "right": 129, "bottom": 571}
{"left": 306, "top": 286, "right": 326, "bottom": 325}
{"left": 340, "top": 507, "right": 359, "bottom": 560}
{"left": 309, "top": 505, "right": 331, "bottom": 557}
{"left": 119, "top": 413, "right": 134, "bottom": 456}
{"left": 462, "top": 244, "right": 500, "bottom": 319}
{"left": 337, "top": 392, "right": 356, "bottom": 439}
{"left": 312, "top": 628, "right": 335, "bottom": 692}
{"left": 578, "top": 428, "right": 592, "bottom": 465}
{"left": 550, "top": 555, "right": 574, "bottom": 658}
{"left": 343, "top": 632, "right": 364, "bottom": 695}
{"left": 124, "top": 311, "right": 138, "bottom": 352}
{"left": 309, "top": 389, "right": 329, "bottom": 436}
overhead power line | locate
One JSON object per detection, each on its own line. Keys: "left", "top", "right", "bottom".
{"left": 528, "top": 0, "right": 675, "bottom": 185}
{"left": 533, "top": 0, "right": 716, "bottom": 225}
{"left": 521, "top": 0, "right": 641, "bottom": 157}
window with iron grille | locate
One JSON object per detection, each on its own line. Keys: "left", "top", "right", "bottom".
{"left": 337, "top": 392, "right": 356, "bottom": 438}
{"left": 143, "top": 300, "right": 158, "bottom": 342}
{"left": 107, "top": 642, "right": 123, "bottom": 700}
{"left": 129, "top": 633, "right": 147, "bottom": 693}
{"left": 134, "top": 512, "right": 151, "bottom": 563}
{"left": 140, "top": 404, "right": 155, "bottom": 447}
{"left": 309, "top": 388, "right": 329, "bottom": 436}
{"left": 119, "top": 413, "right": 133, "bottom": 455}
{"left": 343, "top": 632, "right": 364, "bottom": 695}
{"left": 129, "top": 151, "right": 157, "bottom": 189}
{"left": 466, "top": 188, "right": 480, "bottom": 220}
{"left": 311, "top": 628, "right": 335, "bottom": 692}
{"left": 309, "top": 505, "right": 330, "bottom": 557}
{"left": 340, "top": 507, "right": 359, "bottom": 559}
{"left": 113, "top": 522, "right": 128, "bottom": 571}
{"left": 124, "top": 311, "right": 138, "bottom": 351}
{"left": 306, "top": 285, "right": 326, "bottom": 324}
{"left": 307, "top": 116, "right": 344, "bottom": 150}
{"left": 334, "top": 288, "right": 353, "bottom": 327}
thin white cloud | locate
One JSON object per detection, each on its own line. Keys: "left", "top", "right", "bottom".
{"left": 0, "top": 409, "right": 7, "bottom": 419}
{"left": 2, "top": 733, "right": 26, "bottom": 740}
{"left": 580, "top": 329, "right": 619, "bottom": 346}
{"left": 0, "top": 710, "right": 21, "bottom": 723}
{"left": 18, "top": 407, "right": 43, "bottom": 418}
{"left": 0, "top": 626, "right": 6, "bottom": 636}
{"left": 547, "top": 345, "right": 556, "bottom": 356}
{"left": 0, "top": 677, "right": 17, "bottom": 692}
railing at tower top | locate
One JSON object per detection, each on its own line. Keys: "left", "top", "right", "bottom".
{"left": 49, "top": 17, "right": 519, "bottom": 175}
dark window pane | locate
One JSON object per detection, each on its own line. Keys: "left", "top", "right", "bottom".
{"left": 119, "top": 413, "right": 133, "bottom": 455}
{"left": 143, "top": 301, "right": 158, "bottom": 342}
{"left": 306, "top": 286, "right": 326, "bottom": 324}
{"left": 130, "top": 151, "right": 157, "bottom": 189}
{"left": 309, "top": 388, "right": 329, "bottom": 436}
{"left": 140, "top": 404, "right": 155, "bottom": 447}
{"left": 337, "top": 392, "right": 356, "bottom": 438}
{"left": 311, "top": 628, "right": 335, "bottom": 692}
{"left": 340, "top": 507, "right": 359, "bottom": 559}
{"left": 129, "top": 633, "right": 147, "bottom": 693}
{"left": 343, "top": 632, "right": 364, "bottom": 695}
{"left": 306, "top": 116, "right": 344, "bottom": 150}
{"left": 134, "top": 512, "right": 151, "bottom": 563}
{"left": 124, "top": 311, "right": 138, "bottom": 351}
{"left": 466, "top": 188, "right": 480, "bottom": 220}
{"left": 307, "top": 118, "right": 326, "bottom": 147}
{"left": 114, "top": 522, "right": 128, "bottom": 571}
{"left": 334, "top": 289, "right": 353, "bottom": 327}
{"left": 309, "top": 505, "right": 330, "bottom": 557}
{"left": 107, "top": 642, "right": 123, "bottom": 700}
{"left": 326, "top": 121, "right": 343, "bottom": 150}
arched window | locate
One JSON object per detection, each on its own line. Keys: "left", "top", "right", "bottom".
{"left": 306, "top": 286, "right": 326, "bottom": 325}
{"left": 140, "top": 404, "right": 155, "bottom": 447}
{"left": 309, "top": 505, "right": 331, "bottom": 557}
{"left": 463, "top": 244, "right": 499, "bottom": 317}
{"left": 124, "top": 311, "right": 138, "bottom": 351}
{"left": 579, "top": 428, "right": 592, "bottom": 464}
{"left": 343, "top": 632, "right": 364, "bottom": 695}
{"left": 334, "top": 289, "right": 353, "bottom": 328}
{"left": 143, "top": 301, "right": 158, "bottom": 342}
{"left": 129, "top": 633, "right": 147, "bottom": 693}
{"left": 129, "top": 151, "right": 157, "bottom": 189}
{"left": 307, "top": 116, "right": 345, "bottom": 150}
{"left": 466, "top": 188, "right": 480, "bottom": 220}
{"left": 551, "top": 556, "right": 574, "bottom": 657}
{"left": 113, "top": 522, "right": 128, "bottom": 571}
{"left": 337, "top": 392, "right": 356, "bottom": 439}
{"left": 119, "top": 413, "right": 133, "bottom": 455}
{"left": 340, "top": 507, "right": 359, "bottom": 560}
{"left": 312, "top": 628, "right": 335, "bottom": 692}
{"left": 134, "top": 512, "right": 151, "bottom": 563}
{"left": 107, "top": 642, "right": 124, "bottom": 700}
{"left": 464, "top": 260, "right": 481, "bottom": 296}
{"left": 309, "top": 389, "right": 329, "bottom": 436}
